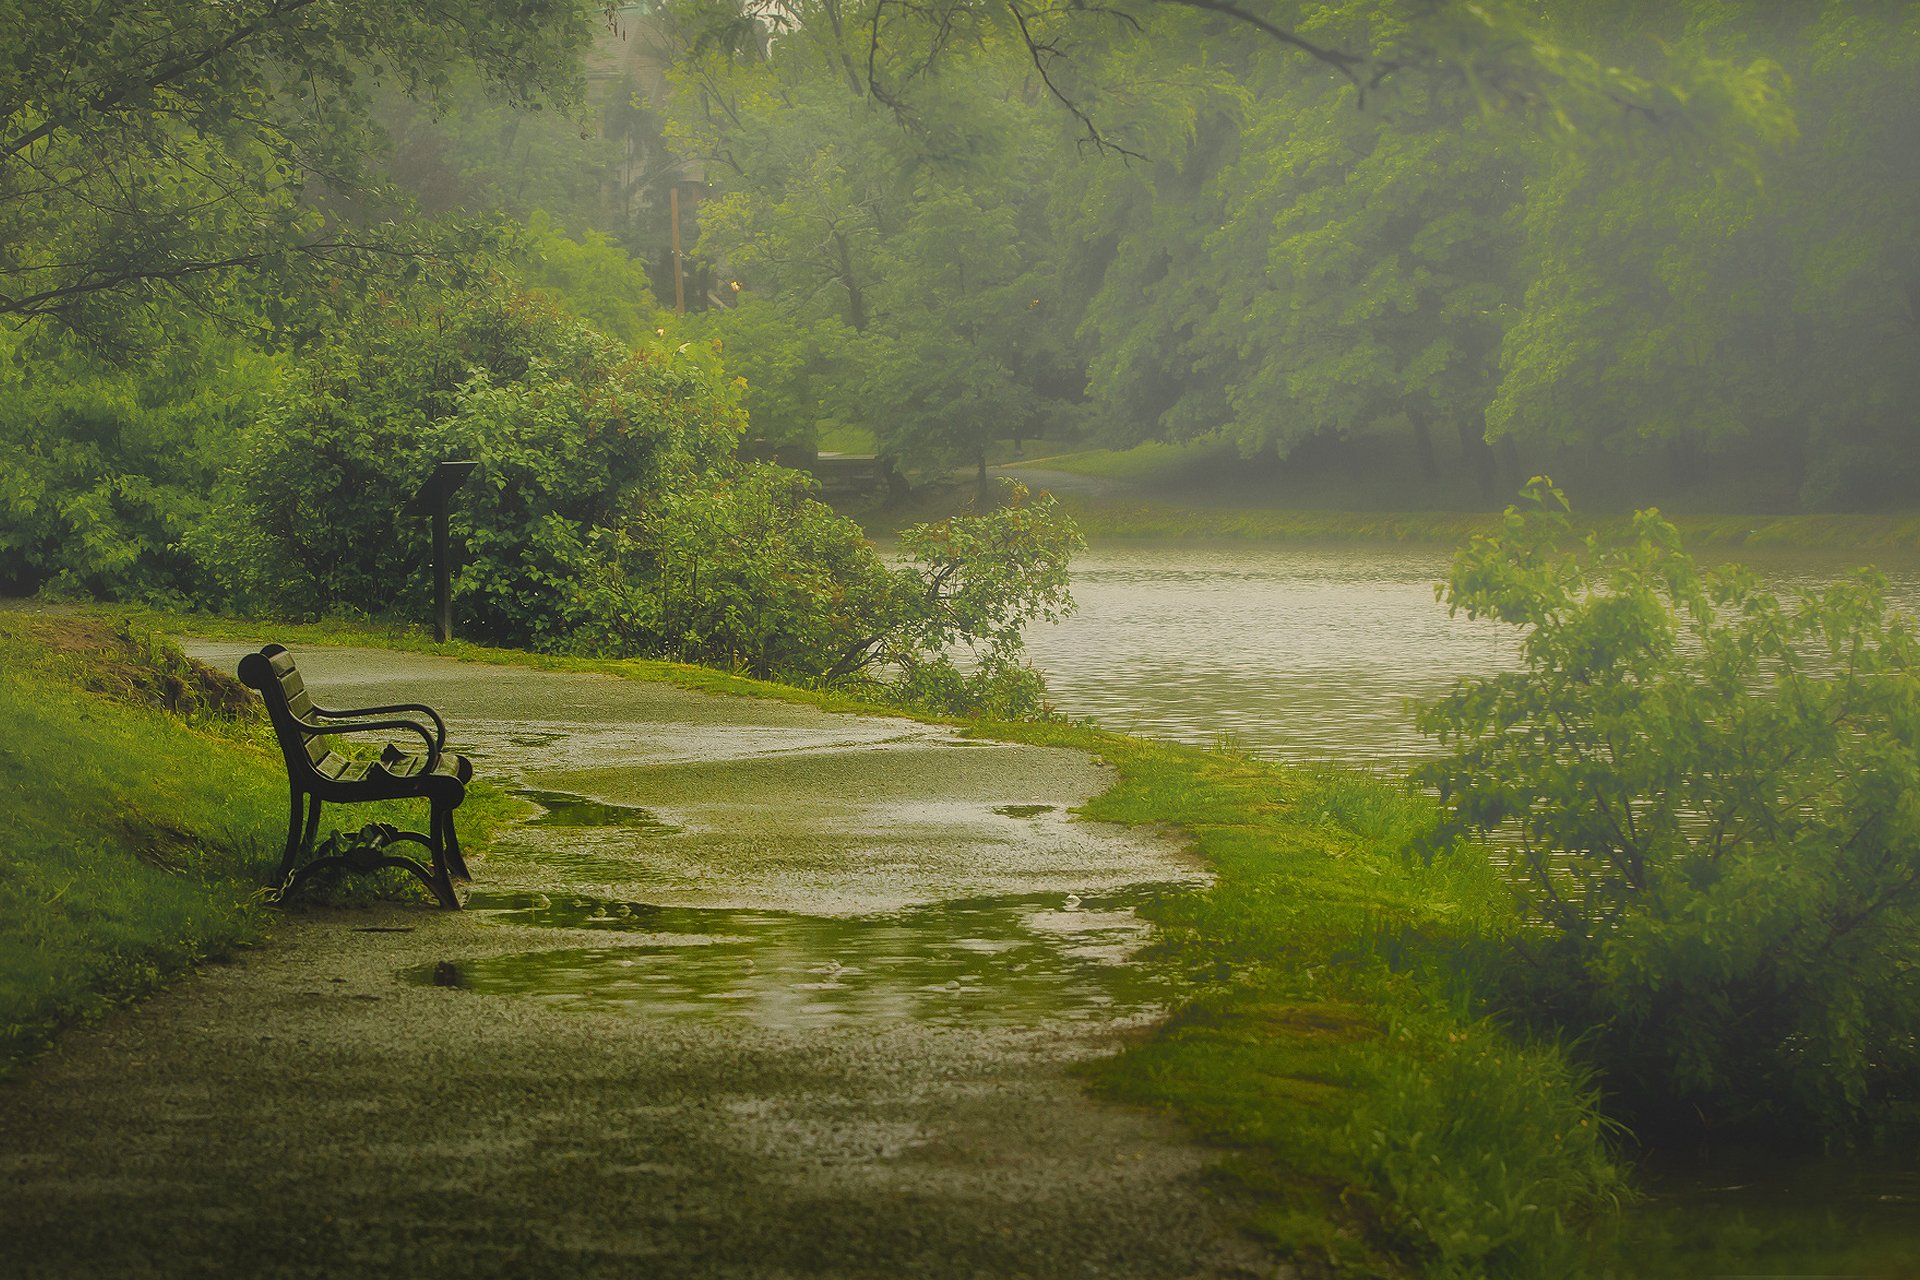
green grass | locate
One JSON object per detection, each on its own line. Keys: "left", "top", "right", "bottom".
{"left": 0, "top": 640, "right": 280, "bottom": 1065}
{"left": 0, "top": 614, "right": 524, "bottom": 1070}
{"left": 1011, "top": 441, "right": 1920, "bottom": 552}
{"left": 980, "top": 723, "right": 1630, "bottom": 1277}
{"left": 1050, "top": 492, "right": 1920, "bottom": 551}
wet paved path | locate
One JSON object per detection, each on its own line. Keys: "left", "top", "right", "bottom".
{"left": 1, "top": 646, "right": 1276, "bottom": 1279}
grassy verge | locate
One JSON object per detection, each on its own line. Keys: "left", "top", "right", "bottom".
{"left": 982, "top": 720, "right": 1629, "bottom": 1277}
{"left": 1045, "top": 490, "right": 1920, "bottom": 552}
{"left": 1005, "top": 444, "right": 1920, "bottom": 552}
{"left": 0, "top": 614, "right": 522, "bottom": 1071}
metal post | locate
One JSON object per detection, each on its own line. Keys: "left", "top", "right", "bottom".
{"left": 432, "top": 502, "right": 452, "bottom": 643}
{"left": 403, "top": 460, "right": 477, "bottom": 645}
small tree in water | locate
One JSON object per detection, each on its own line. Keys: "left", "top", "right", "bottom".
{"left": 1418, "top": 479, "right": 1920, "bottom": 1140}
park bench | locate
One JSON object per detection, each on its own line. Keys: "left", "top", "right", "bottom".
{"left": 238, "top": 643, "right": 473, "bottom": 908}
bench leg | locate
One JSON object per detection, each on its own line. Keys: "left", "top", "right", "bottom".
{"left": 443, "top": 807, "right": 471, "bottom": 882}
{"left": 428, "top": 804, "right": 463, "bottom": 909}
{"left": 278, "top": 790, "right": 321, "bottom": 884}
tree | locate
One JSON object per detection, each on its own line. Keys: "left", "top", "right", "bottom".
{"left": 1487, "top": 1, "right": 1920, "bottom": 508}
{"left": 0, "top": 0, "right": 601, "bottom": 343}
{"left": 1418, "top": 481, "right": 1920, "bottom": 1137}
{"left": 1202, "top": 49, "right": 1527, "bottom": 493}
{"left": 661, "top": 0, "right": 1081, "bottom": 476}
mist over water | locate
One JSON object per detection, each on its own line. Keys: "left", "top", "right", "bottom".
{"left": 1023, "top": 541, "right": 1920, "bottom": 767}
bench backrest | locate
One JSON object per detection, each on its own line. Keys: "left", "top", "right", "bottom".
{"left": 238, "top": 645, "right": 335, "bottom": 777}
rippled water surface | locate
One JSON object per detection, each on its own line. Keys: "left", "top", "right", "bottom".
{"left": 1022, "top": 541, "right": 1920, "bottom": 767}
{"left": 408, "top": 886, "right": 1182, "bottom": 1029}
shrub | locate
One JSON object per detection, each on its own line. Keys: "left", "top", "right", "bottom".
{"left": 1417, "top": 479, "right": 1920, "bottom": 1138}
{"left": 571, "top": 473, "right": 1081, "bottom": 717}
{"left": 197, "top": 284, "right": 743, "bottom": 642}
{"left": 0, "top": 329, "right": 276, "bottom": 603}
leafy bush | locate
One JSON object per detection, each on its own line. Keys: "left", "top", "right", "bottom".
{"left": 0, "top": 329, "right": 277, "bottom": 603}
{"left": 196, "top": 284, "right": 742, "bottom": 644}
{"left": 1418, "top": 480, "right": 1920, "bottom": 1137}
{"left": 202, "top": 285, "right": 1080, "bottom": 716}
{"left": 570, "top": 473, "right": 1081, "bottom": 716}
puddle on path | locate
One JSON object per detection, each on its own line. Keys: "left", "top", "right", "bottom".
{"left": 514, "top": 788, "right": 680, "bottom": 834}
{"left": 405, "top": 886, "right": 1186, "bottom": 1030}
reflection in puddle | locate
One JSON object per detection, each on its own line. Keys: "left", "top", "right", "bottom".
{"left": 514, "top": 788, "right": 680, "bottom": 834}
{"left": 406, "top": 886, "right": 1184, "bottom": 1029}
{"left": 992, "top": 804, "right": 1056, "bottom": 818}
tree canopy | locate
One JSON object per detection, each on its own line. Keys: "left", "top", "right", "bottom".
{"left": 0, "top": 0, "right": 600, "bottom": 343}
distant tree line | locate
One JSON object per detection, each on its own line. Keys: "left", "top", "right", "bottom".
{"left": 621, "top": 0, "right": 1914, "bottom": 509}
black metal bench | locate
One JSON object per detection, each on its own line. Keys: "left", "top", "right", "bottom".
{"left": 238, "top": 644, "right": 473, "bottom": 908}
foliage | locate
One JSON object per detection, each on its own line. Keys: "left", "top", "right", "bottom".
{"left": 660, "top": 0, "right": 1082, "bottom": 473}
{"left": 1418, "top": 480, "right": 1920, "bottom": 1136}
{"left": 196, "top": 284, "right": 742, "bottom": 646}
{"left": 0, "top": 0, "right": 600, "bottom": 344}
{"left": 570, "top": 474, "right": 1082, "bottom": 716}
{"left": 193, "top": 279, "right": 1079, "bottom": 715}
{"left": 512, "top": 211, "right": 664, "bottom": 345}
{"left": 0, "top": 326, "right": 282, "bottom": 601}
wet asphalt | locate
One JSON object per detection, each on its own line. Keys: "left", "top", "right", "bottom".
{"left": 0, "top": 645, "right": 1282, "bottom": 1279}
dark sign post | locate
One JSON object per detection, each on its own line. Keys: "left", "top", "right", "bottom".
{"left": 401, "top": 461, "right": 478, "bottom": 643}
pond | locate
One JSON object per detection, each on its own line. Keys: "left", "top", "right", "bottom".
{"left": 1021, "top": 539, "right": 1920, "bottom": 768}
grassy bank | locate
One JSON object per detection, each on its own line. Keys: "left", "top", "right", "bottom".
{"left": 986, "top": 722, "right": 1628, "bottom": 1277}
{"left": 991, "top": 443, "right": 1920, "bottom": 553}
{"left": 0, "top": 614, "right": 521, "bottom": 1070}
{"left": 1044, "top": 490, "right": 1920, "bottom": 552}
{"left": 981, "top": 720, "right": 1920, "bottom": 1278}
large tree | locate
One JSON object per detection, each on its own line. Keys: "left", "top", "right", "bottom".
{"left": 0, "top": 0, "right": 601, "bottom": 344}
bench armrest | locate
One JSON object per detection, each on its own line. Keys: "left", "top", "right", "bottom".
{"left": 291, "top": 712, "right": 440, "bottom": 769}
{"left": 308, "top": 701, "right": 447, "bottom": 755}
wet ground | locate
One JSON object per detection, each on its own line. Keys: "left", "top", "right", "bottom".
{"left": 0, "top": 645, "right": 1280, "bottom": 1279}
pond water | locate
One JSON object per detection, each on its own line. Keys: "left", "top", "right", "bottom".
{"left": 1021, "top": 540, "right": 1920, "bottom": 768}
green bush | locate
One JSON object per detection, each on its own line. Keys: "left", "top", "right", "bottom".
{"left": 196, "top": 285, "right": 743, "bottom": 643}
{"left": 202, "top": 285, "right": 1082, "bottom": 716}
{"left": 0, "top": 328, "right": 276, "bottom": 602}
{"left": 570, "top": 472, "right": 1081, "bottom": 716}
{"left": 1418, "top": 479, "right": 1920, "bottom": 1138}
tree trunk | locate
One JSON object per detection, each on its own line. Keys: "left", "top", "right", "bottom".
{"left": 1456, "top": 419, "right": 1499, "bottom": 505}
{"left": 1498, "top": 437, "right": 1522, "bottom": 492}
{"left": 976, "top": 448, "right": 991, "bottom": 505}
{"left": 833, "top": 231, "right": 867, "bottom": 332}
{"left": 1409, "top": 410, "right": 1439, "bottom": 479}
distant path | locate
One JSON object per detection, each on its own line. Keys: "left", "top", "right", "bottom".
{"left": 992, "top": 463, "right": 1137, "bottom": 498}
{"left": 0, "top": 646, "right": 1276, "bottom": 1279}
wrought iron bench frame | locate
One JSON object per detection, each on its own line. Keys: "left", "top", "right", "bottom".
{"left": 238, "top": 643, "right": 472, "bottom": 908}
